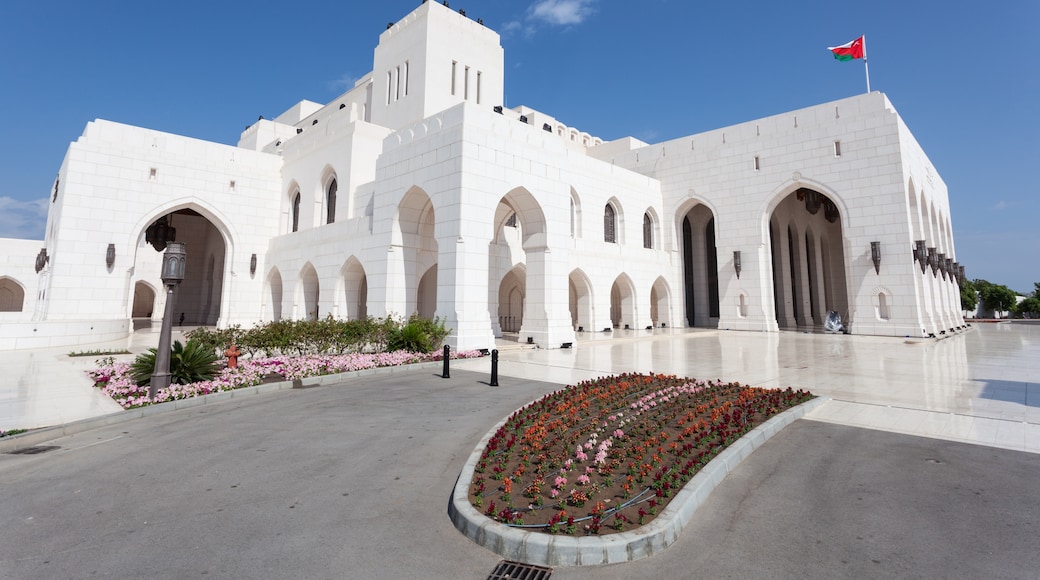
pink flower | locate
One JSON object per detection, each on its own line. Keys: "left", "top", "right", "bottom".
{"left": 554, "top": 476, "right": 567, "bottom": 487}
{"left": 577, "top": 474, "right": 591, "bottom": 485}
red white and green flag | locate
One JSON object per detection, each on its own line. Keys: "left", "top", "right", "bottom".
{"left": 828, "top": 36, "right": 865, "bottom": 61}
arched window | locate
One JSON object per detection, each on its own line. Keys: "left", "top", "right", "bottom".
{"left": 604, "top": 204, "right": 617, "bottom": 244}
{"left": 643, "top": 213, "right": 653, "bottom": 249}
{"left": 326, "top": 178, "right": 338, "bottom": 224}
{"left": 292, "top": 192, "right": 301, "bottom": 233}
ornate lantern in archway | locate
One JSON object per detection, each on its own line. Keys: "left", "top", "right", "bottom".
{"left": 145, "top": 215, "right": 177, "bottom": 252}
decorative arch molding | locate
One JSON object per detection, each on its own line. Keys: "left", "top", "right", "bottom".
{"left": 392, "top": 185, "right": 437, "bottom": 247}
{"left": 671, "top": 195, "right": 721, "bottom": 252}
{"left": 870, "top": 285, "right": 893, "bottom": 321}
{"left": 128, "top": 199, "right": 238, "bottom": 258}
{"left": 758, "top": 177, "right": 852, "bottom": 242}
{"left": 496, "top": 187, "right": 547, "bottom": 250}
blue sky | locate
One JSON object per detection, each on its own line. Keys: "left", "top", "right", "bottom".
{"left": 1, "top": 0, "right": 1036, "bottom": 293}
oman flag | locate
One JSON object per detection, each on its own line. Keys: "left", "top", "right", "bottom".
{"left": 828, "top": 36, "right": 865, "bottom": 61}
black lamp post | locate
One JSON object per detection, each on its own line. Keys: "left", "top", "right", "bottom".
{"left": 149, "top": 242, "right": 187, "bottom": 399}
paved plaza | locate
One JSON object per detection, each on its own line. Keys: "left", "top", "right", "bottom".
{"left": 0, "top": 323, "right": 1037, "bottom": 577}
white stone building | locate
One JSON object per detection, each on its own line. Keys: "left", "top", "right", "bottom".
{"left": 0, "top": 1, "right": 966, "bottom": 351}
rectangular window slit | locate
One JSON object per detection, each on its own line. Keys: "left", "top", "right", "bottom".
{"left": 386, "top": 71, "right": 392, "bottom": 104}
{"left": 229, "top": 180, "right": 236, "bottom": 192}
{"left": 476, "top": 71, "right": 482, "bottom": 104}
{"left": 834, "top": 141, "right": 842, "bottom": 157}
{"left": 149, "top": 168, "right": 157, "bottom": 181}
{"left": 464, "top": 66, "right": 470, "bottom": 100}
{"left": 404, "top": 61, "right": 410, "bottom": 96}
{"left": 395, "top": 66, "right": 401, "bottom": 100}
{"left": 451, "top": 61, "right": 457, "bottom": 95}
{"left": 753, "top": 156, "right": 761, "bottom": 171}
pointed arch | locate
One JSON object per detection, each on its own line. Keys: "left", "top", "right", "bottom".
{"left": 131, "top": 203, "right": 233, "bottom": 326}
{"left": 497, "top": 264, "right": 526, "bottom": 333}
{"left": 323, "top": 168, "right": 338, "bottom": 225}
{"left": 338, "top": 256, "right": 368, "bottom": 320}
{"left": 131, "top": 280, "right": 157, "bottom": 318}
{"left": 296, "top": 262, "right": 320, "bottom": 320}
{"left": 569, "top": 186, "right": 583, "bottom": 239}
{"left": 264, "top": 267, "right": 284, "bottom": 322}
{"left": 650, "top": 276, "right": 671, "bottom": 328}
{"left": 0, "top": 276, "right": 26, "bottom": 312}
{"left": 569, "top": 268, "right": 594, "bottom": 332}
{"left": 767, "top": 185, "right": 849, "bottom": 330}
{"left": 610, "top": 273, "right": 638, "bottom": 330}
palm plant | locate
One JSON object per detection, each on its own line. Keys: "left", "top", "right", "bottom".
{"left": 131, "top": 338, "right": 221, "bottom": 386}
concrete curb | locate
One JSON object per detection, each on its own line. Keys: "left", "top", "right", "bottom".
{"left": 448, "top": 395, "right": 829, "bottom": 566}
{"left": 0, "top": 360, "right": 446, "bottom": 454}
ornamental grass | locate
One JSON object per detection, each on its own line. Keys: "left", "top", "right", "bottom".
{"left": 469, "top": 372, "right": 813, "bottom": 535}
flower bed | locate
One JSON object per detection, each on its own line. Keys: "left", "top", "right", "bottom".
{"left": 468, "top": 373, "right": 813, "bottom": 536}
{"left": 88, "top": 349, "right": 484, "bottom": 409}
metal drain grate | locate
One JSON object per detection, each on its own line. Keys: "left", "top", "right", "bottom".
{"left": 7, "top": 445, "right": 60, "bottom": 455}
{"left": 487, "top": 560, "right": 552, "bottom": 580}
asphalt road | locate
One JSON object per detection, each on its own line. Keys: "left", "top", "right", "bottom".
{"left": 2, "top": 369, "right": 1038, "bottom": 579}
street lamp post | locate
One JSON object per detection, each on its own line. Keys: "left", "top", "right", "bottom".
{"left": 149, "top": 242, "right": 187, "bottom": 399}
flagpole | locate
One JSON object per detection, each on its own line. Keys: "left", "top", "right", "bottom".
{"left": 863, "top": 35, "right": 871, "bottom": 93}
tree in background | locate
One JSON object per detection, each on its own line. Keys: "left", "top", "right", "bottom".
{"left": 974, "top": 278, "right": 1018, "bottom": 317}
{"left": 1016, "top": 296, "right": 1040, "bottom": 318}
{"left": 960, "top": 278, "right": 978, "bottom": 312}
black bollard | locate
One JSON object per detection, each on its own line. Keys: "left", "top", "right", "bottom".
{"left": 442, "top": 344, "right": 450, "bottom": 378}
{"left": 490, "top": 349, "right": 499, "bottom": 386}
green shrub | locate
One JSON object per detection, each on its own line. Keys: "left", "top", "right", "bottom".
{"left": 386, "top": 314, "right": 450, "bottom": 354}
{"left": 131, "top": 338, "right": 221, "bottom": 386}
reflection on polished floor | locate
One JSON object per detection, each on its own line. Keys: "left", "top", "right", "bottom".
{"left": 2, "top": 323, "right": 1037, "bottom": 453}
{"left": 461, "top": 322, "right": 1040, "bottom": 454}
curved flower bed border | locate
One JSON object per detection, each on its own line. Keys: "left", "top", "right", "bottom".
{"left": 451, "top": 374, "right": 823, "bottom": 565}
{"left": 89, "top": 350, "right": 484, "bottom": 409}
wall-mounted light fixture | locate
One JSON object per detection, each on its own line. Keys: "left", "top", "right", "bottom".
{"left": 733, "top": 250, "right": 742, "bottom": 279}
{"left": 927, "top": 247, "right": 938, "bottom": 276}
{"left": 945, "top": 257, "right": 954, "bottom": 281}
{"left": 35, "top": 248, "right": 49, "bottom": 273}
{"left": 106, "top": 243, "right": 116, "bottom": 268}
{"left": 870, "top": 241, "right": 882, "bottom": 274}
{"left": 958, "top": 264, "right": 966, "bottom": 284}
{"left": 249, "top": 253, "right": 257, "bottom": 276}
{"left": 519, "top": 115, "right": 529, "bottom": 124}
{"left": 937, "top": 252, "right": 947, "bottom": 280}
{"left": 914, "top": 240, "right": 927, "bottom": 273}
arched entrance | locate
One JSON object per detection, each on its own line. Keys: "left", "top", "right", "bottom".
{"left": 486, "top": 187, "right": 553, "bottom": 343}
{"left": 678, "top": 203, "right": 719, "bottom": 327}
{"left": 416, "top": 265, "right": 437, "bottom": 319}
{"left": 131, "top": 281, "right": 156, "bottom": 318}
{"left": 339, "top": 257, "right": 368, "bottom": 320}
{"left": 137, "top": 208, "right": 227, "bottom": 326}
{"left": 650, "top": 276, "right": 671, "bottom": 328}
{"left": 264, "top": 267, "right": 283, "bottom": 322}
{"left": 769, "top": 187, "right": 849, "bottom": 330}
{"left": 0, "top": 277, "right": 25, "bottom": 312}
{"left": 297, "top": 262, "right": 320, "bottom": 320}
{"left": 497, "top": 265, "right": 525, "bottom": 333}
{"left": 568, "top": 269, "right": 594, "bottom": 332}
{"left": 610, "top": 274, "right": 637, "bottom": 330}
{"left": 392, "top": 187, "right": 438, "bottom": 317}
